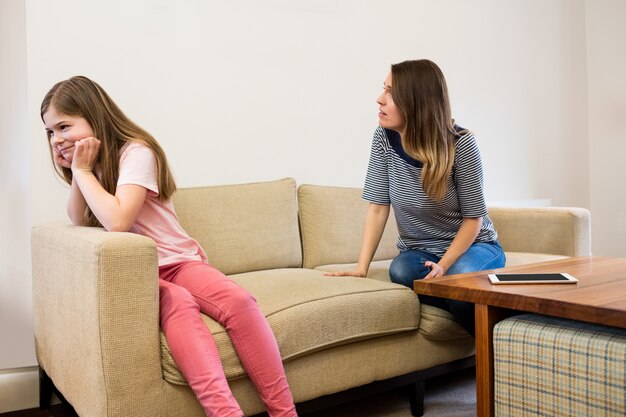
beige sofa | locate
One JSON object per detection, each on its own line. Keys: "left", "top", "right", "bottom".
{"left": 31, "top": 178, "right": 591, "bottom": 417}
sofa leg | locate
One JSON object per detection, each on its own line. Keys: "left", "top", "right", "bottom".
{"left": 39, "top": 367, "right": 53, "bottom": 409}
{"left": 408, "top": 380, "right": 425, "bottom": 416}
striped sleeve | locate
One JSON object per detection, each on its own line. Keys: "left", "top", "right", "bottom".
{"left": 362, "top": 127, "right": 391, "bottom": 205}
{"left": 454, "top": 133, "right": 487, "bottom": 218}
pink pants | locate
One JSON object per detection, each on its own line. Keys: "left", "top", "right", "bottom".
{"left": 159, "top": 261, "right": 297, "bottom": 417}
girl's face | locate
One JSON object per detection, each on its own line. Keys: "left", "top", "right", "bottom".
{"left": 43, "top": 106, "right": 95, "bottom": 164}
{"left": 376, "top": 72, "right": 405, "bottom": 133}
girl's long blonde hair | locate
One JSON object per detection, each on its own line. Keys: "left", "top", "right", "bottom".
{"left": 391, "top": 60, "right": 463, "bottom": 201}
{"left": 41, "top": 76, "right": 176, "bottom": 227}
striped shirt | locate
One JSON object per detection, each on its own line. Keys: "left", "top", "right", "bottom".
{"left": 363, "top": 126, "right": 498, "bottom": 257}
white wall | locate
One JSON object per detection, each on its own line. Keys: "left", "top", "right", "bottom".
{"left": 0, "top": 0, "right": 33, "bottom": 370}
{"left": 4, "top": 0, "right": 619, "bottom": 411}
{"left": 25, "top": 0, "right": 591, "bottom": 233}
{"left": 586, "top": 0, "right": 626, "bottom": 257}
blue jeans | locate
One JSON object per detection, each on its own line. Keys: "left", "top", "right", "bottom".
{"left": 389, "top": 241, "right": 506, "bottom": 336}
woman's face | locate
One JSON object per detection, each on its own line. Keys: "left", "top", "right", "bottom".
{"left": 376, "top": 72, "right": 405, "bottom": 133}
{"left": 43, "top": 106, "right": 95, "bottom": 164}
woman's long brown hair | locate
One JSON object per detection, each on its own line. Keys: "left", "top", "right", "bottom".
{"left": 41, "top": 76, "right": 176, "bottom": 227}
{"left": 391, "top": 60, "right": 461, "bottom": 201}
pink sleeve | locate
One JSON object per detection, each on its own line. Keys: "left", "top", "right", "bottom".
{"left": 117, "top": 143, "right": 159, "bottom": 196}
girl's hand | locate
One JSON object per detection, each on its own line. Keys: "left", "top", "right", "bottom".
{"left": 324, "top": 271, "right": 367, "bottom": 278}
{"left": 72, "top": 137, "right": 101, "bottom": 172}
{"left": 52, "top": 147, "right": 72, "bottom": 169}
{"left": 424, "top": 261, "right": 446, "bottom": 279}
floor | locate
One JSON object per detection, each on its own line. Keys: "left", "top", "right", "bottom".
{"left": 0, "top": 405, "right": 76, "bottom": 417}
{"left": 1, "top": 367, "right": 475, "bottom": 417}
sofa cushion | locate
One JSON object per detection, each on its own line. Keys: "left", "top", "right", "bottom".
{"left": 504, "top": 252, "right": 568, "bottom": 267}
{"left": 313, "top": 259, "right": 393, "bottom": 282}
{"left": 418, "top": 304, "right": 470, "bottom": 341}
{"left": 173, "top": 178, "right": 302, "bottom": 275}
{"left": 314, "top": 264, "right": 471, "bottom": 340}
{"left": 298, "top": 184, "right": 399, "bottom": 269}
{"left": 160, "top": 268, "right": 419, "bottom": 384}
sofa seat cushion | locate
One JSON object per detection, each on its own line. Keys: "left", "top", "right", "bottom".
{"left": 418, "top": 304, "right": 471, "bottom": 341}
{"left": 314, "top": 259, "right": 393, "bottom": 282}
{"left": 161, "top": 268, "right": 420, "bottom": 385}
{"left": 315, "top": 262, "right": 479, "bottom": 341}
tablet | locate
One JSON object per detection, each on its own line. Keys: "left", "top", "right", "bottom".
{"left": 488, "top": 272, "right": 578, "bottom": 285}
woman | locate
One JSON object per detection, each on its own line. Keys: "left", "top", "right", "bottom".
{"left": 329, "top": 60, "right": 505, "bottom": 335}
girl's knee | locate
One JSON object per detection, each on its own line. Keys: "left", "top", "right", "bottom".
{"left": 159, "top": 282, "right": 198, "bottom": 322}
{"left": 160, "top": 281, "right": 192, "bottom": 302}
{"left": 234, "top": 287, "right": 256, "bottom": 304}
{"left": 223, "top": 285, "right": 258, "bottom": 312}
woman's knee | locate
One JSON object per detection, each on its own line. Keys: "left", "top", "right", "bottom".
{"left": 389, "top": 252, "right": 431, "bottom": 288}
{"left": 446, "top": 258, "right": 475, "bottom": 275}
{"left": 447, "top": 242, "right": 505, "bottom": 275}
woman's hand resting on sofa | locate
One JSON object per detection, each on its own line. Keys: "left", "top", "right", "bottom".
{"left": 323, "top": 271, "right": 367, "bottom": 278}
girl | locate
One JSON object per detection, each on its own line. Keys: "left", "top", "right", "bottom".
{"left": 41, "top": 76, "right": 298, "bottom": 417}
{"left": 328, "top": 60, "right": 506, "bottom": 335}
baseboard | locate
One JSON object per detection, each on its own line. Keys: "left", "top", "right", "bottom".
{"left": 0, "top": 366, "right": 39, "bottom": 413}
{"left": 0, "top": 366, "right": 60, "bottom": 413}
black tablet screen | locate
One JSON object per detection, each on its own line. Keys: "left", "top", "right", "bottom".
{"left": 495, "top": 273, "right": 570, "bottom": 282}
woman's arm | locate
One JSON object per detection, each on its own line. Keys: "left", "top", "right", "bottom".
{"left": 71, "top": 137, "right": 147, "bottom": 232}
{"left": 425, "top": 133, "right": 488, "bottom": 278}
{"left": 326, "top": 203, "right": 390, "bottom": 277}
{"left": 424, "top": 216, "right": 483, "bottom": 278}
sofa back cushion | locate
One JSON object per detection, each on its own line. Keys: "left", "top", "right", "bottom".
{"left": 298, "top": 184, "right": 399, "bottom": 269}
{"left": 173, "top": 178, "right": 302, "bottom": 275}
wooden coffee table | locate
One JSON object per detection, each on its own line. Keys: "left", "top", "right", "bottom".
{"left": 412, "top": 256, "right": 626, "bottom": 417}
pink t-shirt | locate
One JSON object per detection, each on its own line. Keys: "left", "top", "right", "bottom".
{"left": 117, "top": 142, "right": 208, "bottom": 266}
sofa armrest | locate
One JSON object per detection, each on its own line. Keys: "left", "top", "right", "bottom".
{"left": 32, "top": 223, "right": 163, "bottom": 416}
{"left": 488, "top": 207, "right": 591, "bottom": 257}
